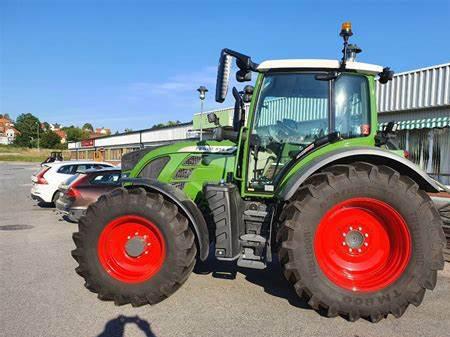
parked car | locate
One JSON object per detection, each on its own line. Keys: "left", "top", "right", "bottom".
{"left": 56, "top": 168, "right": 122, "bottom": 222}
{"left": 31, "top": 161, "right": 114, "bottom": 205}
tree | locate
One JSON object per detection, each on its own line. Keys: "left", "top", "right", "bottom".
{"left": 150, "top": 120, "right": 182, "bottom": 129}
{"left": 40, "top": 130, "right": 61, "bottom": 148}
{"left": 83, "top": 123, "right": 94, "bottom": 131}
{"left": 124, "top": 128, "right": 133, "bottom": 133}
{"left": 14, "top": 113, "right": 41, "bottom": 147}
{"left": 66, "top": 127, "right": 91, "bottom": 142}
{"left": 65, "top": 127, "right": 83, "bottom": 142}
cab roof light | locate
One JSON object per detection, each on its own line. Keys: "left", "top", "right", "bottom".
{"left": 340, "top": 21, "right": 353, "bottom": 37}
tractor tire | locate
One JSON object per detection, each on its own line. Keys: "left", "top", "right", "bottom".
{"left": 277, "top": 162, "right": 445, "bottom": 322}
{"left": 72, "top": 187, "right": 197, "bottom": 306}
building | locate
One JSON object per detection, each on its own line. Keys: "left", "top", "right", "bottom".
{"left": 0, "top": 116, "right": 20, "bottom": 145}
{"left": 68, "top": 122, "right": 194, "bottom": 163}
{"left": 54, "top": 129, "right": 67, "bottom": 144}
{"left": 48, "top": 123, "right": 62, "bottom": 131}
{"left": 95, "top": 127, "right": 111, "bottom": 135}
{"left": 68, "top": 62, "right": 449, "bottom": 183}
{"left": 376, "top": 62, "right": 450, "bottom": 184}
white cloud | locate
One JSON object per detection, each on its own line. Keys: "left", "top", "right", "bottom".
{"left": 127, "top": 66, "right": 217, "bottom": 100}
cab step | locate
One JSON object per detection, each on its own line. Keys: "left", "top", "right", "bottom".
{"left": 237, "top": 248, "right": 267, "bottom": 270}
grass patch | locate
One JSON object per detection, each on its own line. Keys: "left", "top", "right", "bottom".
{"left": 0, "top": 145, "right": 70, "bottom": 162}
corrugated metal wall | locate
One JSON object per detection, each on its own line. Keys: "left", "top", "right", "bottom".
{"left": 258, "top": 97, "right": 328, "bottom": 126}
{"left": 376, "top": 62, "right": 450, "bottom": 113}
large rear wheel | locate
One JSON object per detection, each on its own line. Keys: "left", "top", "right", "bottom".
{"left": 72, "top": 187, "right": 196, "bottom": 306}
{"left": 278, "top": 162, "right": 445, "bottom": 322}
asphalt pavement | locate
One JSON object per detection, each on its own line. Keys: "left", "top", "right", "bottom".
{"left": 1, "top": 161, "right": 449, "bottom": 337}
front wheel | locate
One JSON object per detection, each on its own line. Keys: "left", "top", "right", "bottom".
{"left": 72, "top": 187, "right": 196, "bottom": 306}
{"left": 278, "top": 162, "right": 445, "bottom": 322}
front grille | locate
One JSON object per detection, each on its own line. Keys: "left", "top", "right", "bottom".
{"left": 171, "top": 182, "right": 186, "bottom": 190}
{"left": 138, "top": 156, "right": 170, "bottom": 179}
{"left": 183, "top": 155, "right": 202, "bottom": 166}
{"left": 174, "top": 168, "right": 192, "bottom": 180}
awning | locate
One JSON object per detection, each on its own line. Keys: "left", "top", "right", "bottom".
{"left": 379, "top": 116, "right": 450, "bottom": 131}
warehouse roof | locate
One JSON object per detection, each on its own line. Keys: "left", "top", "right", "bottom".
{"left": 376, "top": 62, "right": 450, "bottom": 113}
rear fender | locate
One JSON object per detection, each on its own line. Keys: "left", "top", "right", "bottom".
{"left": 278, "top": 147, "right": 441, "bottom": 201}
{"left": 122, "top": 177, "right": 210, "bottom": 261}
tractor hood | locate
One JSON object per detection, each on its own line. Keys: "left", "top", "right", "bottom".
{"left": 121, "top": 140, "right": 237, "bottom": 173}
{"left": 124, "top": 139, "right": 237, "bottom": 201}
{"left": 121, "top": 144, "right": 172, "bottom": 172}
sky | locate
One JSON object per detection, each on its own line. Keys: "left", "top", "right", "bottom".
{"left": 1, "top": 0, "right": 449, "bottom": 132}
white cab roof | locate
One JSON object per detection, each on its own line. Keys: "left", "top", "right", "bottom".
{"left": 257, "top": 59, "right": 383, "bottom": 75}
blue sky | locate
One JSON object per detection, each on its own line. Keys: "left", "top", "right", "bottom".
{"left": 1, "top": 0, "right": 449, "bottom": 132}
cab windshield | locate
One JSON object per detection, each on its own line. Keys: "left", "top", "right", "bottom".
{"left": 248, "top": 72, "right": 370, "bottom": 191}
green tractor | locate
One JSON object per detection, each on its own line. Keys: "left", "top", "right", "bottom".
{"left": 72, "top": 23, "right": 445, "bottom": 322}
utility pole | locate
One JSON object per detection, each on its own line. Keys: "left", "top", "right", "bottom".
{"left": 37, "top": 122, "right": 40, "bottom": 151}
{"left": 197, "top": 86, "right": 208, "bottom": 141}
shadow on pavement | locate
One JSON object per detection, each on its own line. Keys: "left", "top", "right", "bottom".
{"left": 97, "top": 315, "right": 156, "bottom": 337}
{"left": 36, "top": 201, "right": 55, "bottom": 208}
{"left": 194, "top": 255, "right": 312, "bottom": 310}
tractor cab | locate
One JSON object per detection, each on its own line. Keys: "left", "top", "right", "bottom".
{"left": 213, "top": 22, "right": 393, "bottom": 194}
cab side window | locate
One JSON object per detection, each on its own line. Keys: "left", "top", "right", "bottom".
{"left": 334, "top": 74, "right": 370, "bottom": 137}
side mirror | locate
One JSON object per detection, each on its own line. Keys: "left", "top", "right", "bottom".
{"left": 236, "top": 69, "right": 252, "bottom": 82}
{"left": 384, "top": 121, "right": 398, "bottom": 133}
{"left": 207, "top": 112, "right": 220, "bottom": 126}
{"left": 236, "top": 58, "right": 252, "bottom": 82}
{"left": 378, "top": 67, "right": 394, "bottom": 84}
{"left": 215, "top": 51, "right": 233, "bottom": 103}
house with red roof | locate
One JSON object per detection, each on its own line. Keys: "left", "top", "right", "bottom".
{"left": 0, "top": 116, "right": 20, "bottom": 145}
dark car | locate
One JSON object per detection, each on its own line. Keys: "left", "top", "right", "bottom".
{"left": 56, "top": 168, "right": 121, "bottom": 222}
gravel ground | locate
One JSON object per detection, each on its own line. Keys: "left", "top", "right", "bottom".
{"left": 1, "top": 161, "right": 449, "bottom": 337}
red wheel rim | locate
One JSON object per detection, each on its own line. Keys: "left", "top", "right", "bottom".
{"left": 314, "top": 198, "right": 411, "bottom": 292}
{"left": 98, "top": 215, "right": 166, "bottom": 283}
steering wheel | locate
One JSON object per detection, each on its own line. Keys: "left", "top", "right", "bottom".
{"left": 267, "top": 119, "right": 298, "bottom": 143}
